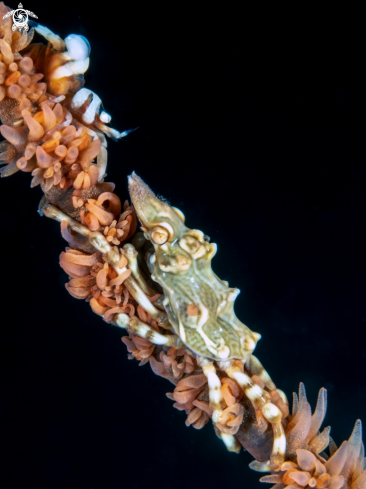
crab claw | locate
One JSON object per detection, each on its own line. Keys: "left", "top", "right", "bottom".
{"left": 128, "top": 172, "right": 186, "bottom": 242}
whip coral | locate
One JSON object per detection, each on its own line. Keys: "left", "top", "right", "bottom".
{"left": 260, "top": 385, "right": 364, "bottom": 489}
{"left": 1, "top": 4, "right": 365, "bottom": 489}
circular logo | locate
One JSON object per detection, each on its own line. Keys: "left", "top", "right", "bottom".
{"left": 2, "top": 3, "right": 38, "bottom": 32}
{"left": 12, "top": 8, "right": 28, "bottom": 31}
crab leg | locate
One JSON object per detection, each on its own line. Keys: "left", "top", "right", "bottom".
{"left": 115, "top": 313, "right": 183, "bottom": 348}
{"left": 246, "top": 355, "right": 277, "bottom": 392}
{"left": 43, "top": 205, "right": 168, "bottom": 324}
{"left": 197, "top": 357, "right": 241, "bottom": 453}
{"left": 122, "top": 243, "right": 157, "bottom": 296}
{"left": 220, "top": 360, "right": 286, "bottom": 468}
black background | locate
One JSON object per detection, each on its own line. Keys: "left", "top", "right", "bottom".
{"left": 0, "top": 3, "right": 365, "bottom": 488}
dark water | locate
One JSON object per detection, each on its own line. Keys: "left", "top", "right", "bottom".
{"left": 0, "top": 3, "right": 365, "bottom": 488}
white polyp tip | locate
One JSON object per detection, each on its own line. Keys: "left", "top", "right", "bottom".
{"left": 65, "top": 34, "right": 91, "bottom": 61}
{"left": 100, "top": 111, "right": 111, "bottom": 123}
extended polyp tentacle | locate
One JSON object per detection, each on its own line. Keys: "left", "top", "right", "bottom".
{"left": 222, "top": 360, "right": 286, "bottom": 468}
{"left": 115, "top": 313, "right": 183, "bottom": 348}
{"left": 42, "top": 204, "right": 167, "bottom": 324}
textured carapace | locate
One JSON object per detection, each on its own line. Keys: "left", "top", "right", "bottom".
{"left": 128, "top": 172, "right": 261, "bottom": 362}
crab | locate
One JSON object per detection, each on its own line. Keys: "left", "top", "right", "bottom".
{"left": 43, "top": 172, "right": 287, "bottom": 470}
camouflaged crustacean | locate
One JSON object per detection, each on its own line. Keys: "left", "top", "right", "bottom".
{"left": 128, "top": 172, "right": 261, "bottom": 362}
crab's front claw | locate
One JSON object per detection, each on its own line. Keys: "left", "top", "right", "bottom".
{"left": 128, "top": 172, "right": 187, "bottom": 244}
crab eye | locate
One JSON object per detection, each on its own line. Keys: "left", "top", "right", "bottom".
{"left": 151, "top": 226, "right": 169, "bottom": 244}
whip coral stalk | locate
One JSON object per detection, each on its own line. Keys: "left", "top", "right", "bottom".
{"left": 1, "top": 3, "right": 365, "bottom": 488}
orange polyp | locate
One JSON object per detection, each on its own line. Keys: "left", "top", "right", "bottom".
{"left": 289, "top": 470, "right": 311, "bottom": 486}
{"left": 59, "top": 177, "right": 67, "bottom": 189}
{"left": 18, "top": 97, "right": 31, "bottom": 111}
{"left": 82, "top": 172, "right": 91, "bottom": 189}
{"left": 281, "top": 461, "right": 298, "bottom": 471}
{"left": 5, "top": 70, "right": 20, "bottom": 86}
{"left": 43, "top": 166, "right": 54, "bottom": 179}
{"left": 61, "top": 125, "right": 76, "bottom": 144}
{"left": 53, "top": 103, "right": 64, "bottom": 123}
{"left": 30, "top": 74, "right": 44, "bottom": 84}
{"left": 22, "top": 110, "right": 45, "bottom": 142}
{"left": 35, "top": 82, "right": 47, "bottom": 96}
{"left": 7, "top": 84, "right": 21, "bottom": 98}
{"left": 54, "top": 171, "right": 62, "bottom": 186}
{"left": 25, "top": 84, "right": 36, "bottom": 95}
{"left": 78, "top": 135, "right": 92, "bottom": 152}
{"left": 0, "top": 39, "right": 13, "bottom": 64}
{"left": 85, "top": 201, "right": 114, "bottom": 226}
{"left": 316, "top": 473, "right": 330, "bottom": 487}
{"left": 43, "top": 176, "right": 54, "bottom": 192}
{"left": 16, "top": 157, "right": 36, "bottom": 172}
{"left": 109, "top": 269, "right": 132, "bottom": 287}
{"left": 0, "top": 124, "right": 27, "bottom": 148}
{"left": 24, "top": 142, "right": 37, "bottom": 160}
{"left": 62, "top": 250, "right": 101, "bottom": 267}
{"left": 65, "top": 284, "right": 92, "bottom": 299}
{"left": 36, "top": 146, "right": 56, "bottom": 169}
{"left": 18, "top": 56, "right": 33, "bottom": 73}
{"left": 52, "top": 131, "right": 62, "bottom": 141}
{"left": 96, "top": 268, "right": 109, "bottom": 290}
{"left": 55, "top": 144, "right": 67, "bottom": 158}
{"left": 255, "top": 409, "right": 268, "bottom": 434}
{"left": 78, "top": 138, "right": 101, "bottom": 165}
{"left": 73, "top": 170, "right": 85, "bottom": 189}
{"left": 72, "top": 196, "right": 84, "bottom": 208}
{"left": 90, "top": 297, "right": 109, "bottom": 316}
{"left": 282, "top": 470, "right": 298, "bottom": 485}
{"left": 68, "top": 137, "right": 84, "bottom": 148}
{"left": 84, "top": 211, "right": 100, "bottom": 231}
{"left": 107, "top": 228, "right": 117, "bottom": 238}
{"left": 54, "top": 162, "right": 62, "bottom": 173}
{"left": 69, "top": 276, "right": 96, "bottom": 289}
{"left": 41, "top": 139, "right": 59, "bottom": 153}
{"left": 42, "top": 104, "right": 57, "bottom": 132}
{"left": 96, "top": 192, "right": 121, "bottom": 216}
{"left": 87, "top": 165, "right": 99, "bottom": 186}
{"left": 17, "top": 74, "right": 31, "bottom": 88}
{"left": 221, "top": 383, "right": 236, "bottom": 407}
{"left": 64, "top": 146, "right": 79, "bottom": 164}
